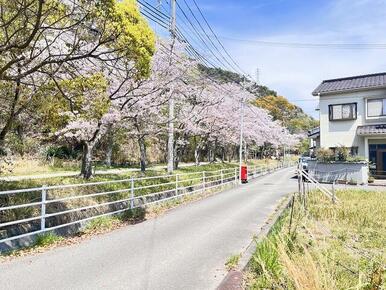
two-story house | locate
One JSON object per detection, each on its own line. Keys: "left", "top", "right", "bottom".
{"left": 311, "top": 72, "right": 386, "bottom": 176}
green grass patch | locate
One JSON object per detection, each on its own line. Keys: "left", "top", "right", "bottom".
{"left": 33, "top": 233, "right": 63, "bottom": 248}
{"left": 81, "top": 216, "right": 119, "bottom": 234}
{"left": 226, "top": 254, "right": 241, "bottom": 271}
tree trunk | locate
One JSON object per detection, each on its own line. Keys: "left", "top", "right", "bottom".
{"left": 173, "top": 153, "right": 179, "bottom": 170}
{"left": 194, "top": 146, "right": 200, "bottom": 166}
{"left": 105, "top": 127, "right": 113, "bottom": 167}
{"left": 0, "top": 66, "right": 22, "bottom": 147}
{"left": 173, "top": 142, "right": 179, "bottom": 170}
{"left": 207, "top": 143, "right": 212, "bottom": 163}
{"left": 138, "top": 136, "right": 147, "bottom": 172}
{"left": 81, "top": 142, "right": 94, "bottom": 179}
{"left": 213, "top": 139, "right": 218, "bottom": 163}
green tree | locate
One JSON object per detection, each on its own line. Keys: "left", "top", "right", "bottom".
{"left": 255, "top": 95, "right": 318, "bottom": 134}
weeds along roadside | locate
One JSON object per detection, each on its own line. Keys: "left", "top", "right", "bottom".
{"left": 245, "top": 188, "right": 386, "bottom": 290}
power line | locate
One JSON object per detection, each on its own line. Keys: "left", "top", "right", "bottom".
{"left": 175, "top": 0, "right": 231, "bottom": 70}
{"left": 138, "top": 1, "right": 252, "bottom": 92}
{"left": 138, "top": 0, "right": 251, "bottom": 85}
{"left": 217, "top": 36, "right": 386, "bottom": 50}
{"left": 180, "top": 0, "right": 242, "bottom": 74}
{"left": 163, "top": 4, "right": 217, "bottom": 66}
{"left": 138, "top": 1, "right": 219, "bottom": 68}
{"left": 139, "top": 0, "right": 170, "bottom": 21}
{"left": 189, "top": 0, "right": 248, "bottom": 75}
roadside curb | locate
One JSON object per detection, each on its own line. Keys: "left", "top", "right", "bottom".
{"left": 217, "top": 194, "right": 293, "bottom": 290}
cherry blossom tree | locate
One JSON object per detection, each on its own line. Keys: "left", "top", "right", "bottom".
{"left": 118, "top": 41, "right": 200, "bottom": 171}
{"left": 0, "top": 0, "right": 154, "bottom": 150}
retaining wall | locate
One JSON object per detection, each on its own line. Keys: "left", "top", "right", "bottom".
{"left": 307, "top": 161, "right": 368, "bottom": 185}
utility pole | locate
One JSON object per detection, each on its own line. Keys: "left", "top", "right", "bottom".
{"left": 167, "top": 0, "right": 176, "bottom": 174}
{"left": 239, "top": 78, "right": 246, "bottom": 184}
{"left": 255, "top": 68, "right": 260, "bottom": 85}
{"left": 155, "top": 0, "right": 162, "bottom": 34}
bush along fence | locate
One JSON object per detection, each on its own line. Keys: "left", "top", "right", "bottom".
{"left": 0, "top": 162, "right": 295, "bottom": 250}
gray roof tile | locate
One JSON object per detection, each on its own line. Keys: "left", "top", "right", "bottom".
{"left": 313, "top": 72, "right": 386, "bottom": 96}
{"left": 357, "top": 125, "right": 386, "bottom": 136}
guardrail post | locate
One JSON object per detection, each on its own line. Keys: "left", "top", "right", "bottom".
{"left": 203, "top": 171, "right": 206, "bottom": 190}
{"left": 175, "top": 174, "right": 179, "bottom": 195}
{"left": 41, "top": 185, "right": 47, "bottom": 231}
{"left": 220, "top": 170, "right": 224, "bottom": 184}
{"left": 130, "top": 177, "right": 134, "bottom": 209}
{"left": 234, "top": 167, "right": 237, "bottom": 184}
{"left": 298, "top": 170, "right": 301, "bottom": 196}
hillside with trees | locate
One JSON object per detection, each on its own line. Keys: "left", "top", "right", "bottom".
{"left": 255, "top": 95, "right": 318, "bottom": 134}
{"left": 199, "top": 66, "right": 318, "bottom": 134}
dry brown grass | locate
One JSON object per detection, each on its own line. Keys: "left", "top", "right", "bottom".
{"left": 247, "top": 189, "right": 386, "bottom": 290}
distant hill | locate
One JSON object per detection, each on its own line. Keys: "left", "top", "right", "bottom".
{"left": 255, "top": 95, "right": 318, "bottom": 134}
{"left": 199, "top": 65, "right": 318, "bottom": 134}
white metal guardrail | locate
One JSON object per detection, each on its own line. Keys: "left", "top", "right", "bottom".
{"left": 0, "top": 162, "right": 295, "bottom": 244}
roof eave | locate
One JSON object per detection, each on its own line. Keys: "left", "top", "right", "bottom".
{"left": 312, "top": 85, "right": 386, "bottom": 97}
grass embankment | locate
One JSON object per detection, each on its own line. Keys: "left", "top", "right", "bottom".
{"left": 1, "top": 157, "right": 168, "bottom": 177}
{"left": 1, "top": 156, "right": 293, "bottom": 177}
{"left": 245, "top": 189, "right": 386, "bottom": 289}
{"left": 1, "top": 158, "right": 80, "bottom": 176}
{"left": 0, "top": 163, "right": 240, "bottom": 226}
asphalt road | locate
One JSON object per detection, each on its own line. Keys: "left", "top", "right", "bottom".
{"left": 0, "top": 167, "right": 297, "bottom": 290}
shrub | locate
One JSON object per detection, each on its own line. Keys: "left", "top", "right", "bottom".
{"left": 0, "top": 147, "right": 7, "bottom": 156}
{"left": 7, "top": 135, "right": 40, "bottom": 156}
{"left": 346, "top": 155, "right": 367, "bottom": 162}
{"left": 120, "top": 208, "right": 146, "bottom": 222}
{"left": 45, "top": 145, "right": 80, "bottom": 160}
{"left": 316, "top": 148, "right": 334, "bottom": 162}
{"left": 336, "top": 145, "right": 349, "bottom": 161}
{"left": 33, "top": 233, "right": 62, "bottom": 247}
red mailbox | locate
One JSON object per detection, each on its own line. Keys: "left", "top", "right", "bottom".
{"left": 241, "top": 166, "right": 248, "bottom": 183}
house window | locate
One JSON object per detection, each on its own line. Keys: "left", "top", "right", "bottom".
{"left": 350, "top": 147, "right": 358, "bottom": 156}
{"left": 329, "top": 103, "right": 357, "bottom": 121}
{"left": 367, "top": 98, "right": 386, "bottom": 117}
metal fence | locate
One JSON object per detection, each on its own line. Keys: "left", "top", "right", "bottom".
{"left": 0, "top": 162, "right": 294, "bottom": 244}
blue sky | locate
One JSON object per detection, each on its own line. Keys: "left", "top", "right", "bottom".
{"left": 151, "top": 0, "right": 386, "bottom": 118}
{"left": 195, "top": 0, "right": 386, "bottom": 118}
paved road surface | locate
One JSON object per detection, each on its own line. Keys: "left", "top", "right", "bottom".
{"left": 0, "top": 167, "right": 297, "bottom": 290}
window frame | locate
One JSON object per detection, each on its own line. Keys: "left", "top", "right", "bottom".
{"left": 328, "top": 102, "right": 357, "bottom": 121}
{"left": 366, "top": 98, "right": 386, "bottom": 118}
